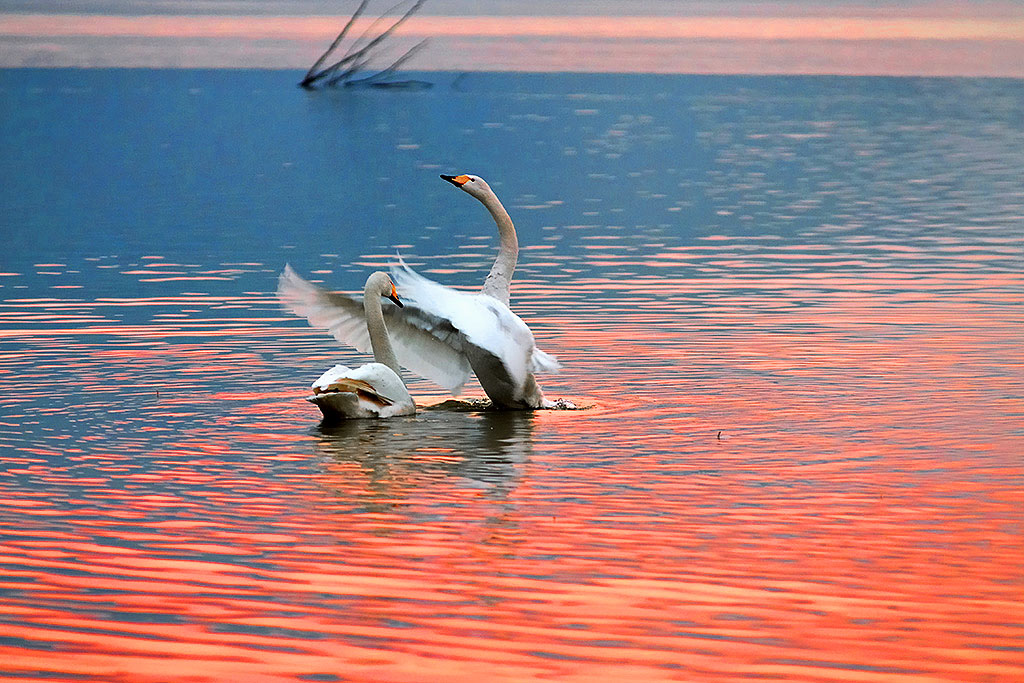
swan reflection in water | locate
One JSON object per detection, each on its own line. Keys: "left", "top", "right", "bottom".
{"left": 312, "top": 407, "right": 535, "bottom": 501}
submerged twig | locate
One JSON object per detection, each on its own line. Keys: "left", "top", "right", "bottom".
{"left": 300, "top": 0, "right": 432, "bottom": 90}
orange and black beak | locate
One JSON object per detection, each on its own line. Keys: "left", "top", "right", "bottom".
{"left": 441, "top": 174, "right": 470, "bottom": 187}
{"left": 386, "top": 283, "right": 404, "bottom": 308}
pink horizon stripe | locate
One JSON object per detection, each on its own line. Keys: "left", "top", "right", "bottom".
{"left": 2, "top": 13, "right": 1024, "bottom": 42}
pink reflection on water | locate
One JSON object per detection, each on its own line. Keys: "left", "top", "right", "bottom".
{"left": 3, "top": 11, "right": 1024, "bottom": 75}
{"left": 0, "top": 244, "right": 1022, "bottom": 680}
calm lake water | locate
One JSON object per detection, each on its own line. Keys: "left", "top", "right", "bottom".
{"left": 1, "top": 69, "right": 1022, "bottom": 681}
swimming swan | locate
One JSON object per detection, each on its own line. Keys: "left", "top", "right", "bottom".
{"left": 277, "top": 262, "right": 560, "bottom": 410}
{"left": 440, "top": 173, "right": 517, "bottom": 306}
{"left": 305, "top": 271, "right": 416, "bottom": 419}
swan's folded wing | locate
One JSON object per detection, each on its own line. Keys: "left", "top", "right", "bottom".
{"left": 277, "top": 265, "right": 473, "bottom": 394}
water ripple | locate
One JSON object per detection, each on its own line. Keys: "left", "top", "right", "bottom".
{"left": 1, "top": 71, "right": 1022, "bottom": 681}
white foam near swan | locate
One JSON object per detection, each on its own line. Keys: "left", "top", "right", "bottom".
{"left": 305, "top": 271, "right": 416, "bottom": 420}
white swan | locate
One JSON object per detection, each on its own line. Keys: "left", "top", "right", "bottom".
{"left": 440, "top": 173, "right": 517, "bottom": 306}
{"left": 305, "top": 271, "right": 415, "bottom": 420}
{"left": 277, "top": 261, "right": 560, "bottom": 410}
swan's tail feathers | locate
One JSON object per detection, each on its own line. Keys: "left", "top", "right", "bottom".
{"left": 530, "top": 347, "right": 561, "bottom": 374}
{"left": 275, "top": 265, "right": 373, "bottom": 355}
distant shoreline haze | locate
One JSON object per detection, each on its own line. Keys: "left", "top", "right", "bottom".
{"left": 1, "top": 8, "right": 1023, "bottom": 76}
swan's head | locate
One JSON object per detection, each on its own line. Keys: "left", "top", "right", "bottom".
{"left": 441, "top": 173, "right": 493, "bottom": 200}
{"left": 365, "top": 271, "right": 403, "bottom": 308}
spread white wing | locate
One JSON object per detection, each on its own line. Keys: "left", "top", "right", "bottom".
{"left": 277, "top": 265, "right": 473, "bottom": 395}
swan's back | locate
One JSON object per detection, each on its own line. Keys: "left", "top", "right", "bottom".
{"left": 308, "top": 362, "right": 415, "bottom": 419}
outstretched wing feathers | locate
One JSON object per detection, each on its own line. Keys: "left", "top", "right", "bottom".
{"left": 278, "top": 265, "right": 373, "bottom": 353}
{"left": 277, "top": 265, "right": 473, "bottom": 394}
{"left": 382, "top": 305, "right": 474, "bottom": 394}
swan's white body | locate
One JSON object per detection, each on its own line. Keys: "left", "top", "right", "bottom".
{"left": 305, "top": 271, "right": 415, "bottom": 420}
{"left": 308, "top": 362, "right": 414, "bottom": 419}
{"left": 388, "top": 258, "right": 560, "bottom": 408}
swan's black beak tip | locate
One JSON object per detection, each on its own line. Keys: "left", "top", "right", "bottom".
{"left": 440, "top": 174, "right": 457, "bottom": 184}
{"left": 387, "top": 294, "right": 404, "bottom": 308}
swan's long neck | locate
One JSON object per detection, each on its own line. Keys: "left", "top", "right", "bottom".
{"left": 363, "top": 285, "right": 403, "bottom": 383}
{"left": 479, "top": 190, "right": 518, "bottom": 306}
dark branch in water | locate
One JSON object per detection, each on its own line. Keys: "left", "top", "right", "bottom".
{"left": 300, "top": 0, "right": 432, "bottom": 90}
{"left": 343, "top": 39, "right": 429, "bottom": 87}
{"left": 302, "top": 0, "right": 370, "bottom": 86}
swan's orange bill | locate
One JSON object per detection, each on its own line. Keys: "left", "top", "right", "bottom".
{"left": 387, "top": 283, "right": 404, "bottom": 308}
{"left": 441, "top": 174, "right": 470, "bottom": 186}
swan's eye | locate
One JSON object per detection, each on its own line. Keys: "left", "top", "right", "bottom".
{"left": 469, "top": 177, "right": 476, "bottom": 182}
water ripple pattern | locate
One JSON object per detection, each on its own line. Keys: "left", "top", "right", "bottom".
{"left": 1, "top": 70, "right": 1022, "bottom": 681}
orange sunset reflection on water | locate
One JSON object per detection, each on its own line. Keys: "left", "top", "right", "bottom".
{"left": 1, "top": 236, "right": 1021, "bottom": 681}
{"left": 1, "top": 70, "right": 1023, "bottom": 681}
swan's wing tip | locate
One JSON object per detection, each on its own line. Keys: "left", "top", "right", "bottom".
{"left": 389, "top": 253, "right": 415, "bottom": 277}
{"left": 277, "top": 263, "right": 306, "bottom": 289}
{"left": 276, "top": 265, "right": 318, "bottom": 308}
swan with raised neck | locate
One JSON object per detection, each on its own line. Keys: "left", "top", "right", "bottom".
{"left": 441, "top": 173, "right": 518, "bottom": 307}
